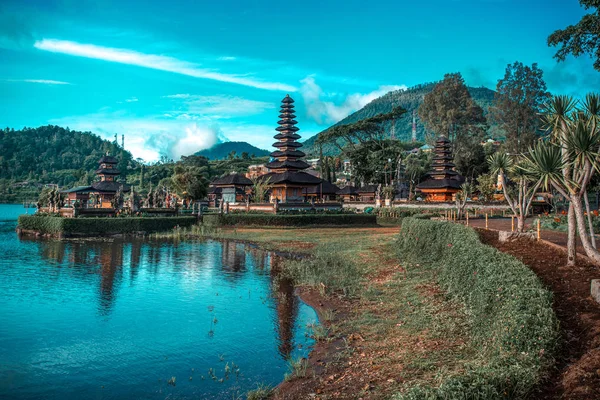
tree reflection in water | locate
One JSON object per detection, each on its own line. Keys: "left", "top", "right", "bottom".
{"left": 21, "top": 236, "right": 303, "bottom": 352}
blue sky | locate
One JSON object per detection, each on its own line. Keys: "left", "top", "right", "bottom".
{"left": 0, "top": 0, "right": 598, "bottom": 161}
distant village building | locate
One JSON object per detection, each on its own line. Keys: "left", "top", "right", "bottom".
{"left": 261, "top": 95, "right": 322, "bottom": 202}
{"left": 246, "top": 164, "right": 269, "bottom": 180}
{"left": 62, "top": 155, "right": 130, "bottom": 208}
{"left": 416, "top": 136, "right": 464, "bottom": 202}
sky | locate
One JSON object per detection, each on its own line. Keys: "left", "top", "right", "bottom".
{"left": 1, "top": 0, "right": 598, "bottom": 161}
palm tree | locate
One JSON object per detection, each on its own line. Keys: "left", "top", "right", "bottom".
{"left": 488, "top": 153, "right": 541, "bottom": 232}
{"left": 541, "top": 95, "right": 578, "bottom": 264}
{"left": 526, "top": 119, "right": 600, "bottom": 266}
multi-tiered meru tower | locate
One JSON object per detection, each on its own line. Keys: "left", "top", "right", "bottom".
{"left": 263, "top": 95, "right": 322, "bottom": 202}
{"left": 416, "top": 136, "right": 464, "bottom": 202}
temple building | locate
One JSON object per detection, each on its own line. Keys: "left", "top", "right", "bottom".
{"left": 261, "top": 95, "right": 322, "bottom": 202}
{"left": 416, "top": 136, "right": 464, "bottom": 202}
{"left": 337, "top": 185, "right": 359, "bottom": 202}
{"left": 208, "top": 173, "right": 253, "bottom": 206}
{"left": 305, "top": 180, "right": 340, "bottom": 202}
{"left": 63, "top": 155, "right": 130, "bottom": 208}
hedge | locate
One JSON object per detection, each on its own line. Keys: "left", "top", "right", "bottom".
{"left": 394, "top": 218, "right": 559, "bottom": 400}
{"left": 203, "top": 213, "right": 377, "bottom": 227}
{"left": 18, "top": 215, "right": 197, "bottom": 236}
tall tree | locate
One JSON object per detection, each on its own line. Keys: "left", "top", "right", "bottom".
{"left": 418, "top": 73, "right": 488, "bottom": 178}
{"left": 548, "top": 0, "right": 600, "bottom": 71}
{"left": 418, "top": 73, "right": 487, "bottom": 145}
{"left": 490, "top": 62, "right": 550, "bottom": 154}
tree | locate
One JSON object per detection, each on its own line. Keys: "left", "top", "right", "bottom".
{"left": 251, "top": 176, "right": 273, "bottom": 203}
{"left": 490, "top": 62, "right": 550, "bottom": 154}
{"left": 476, "top": 172, "right": 497, "bottom": 202}
{"left": 488, "top": 152, "right": 541, "bottom": 232}
{"left": 418, "top": 73, "right": 487, "bottom": 146}
{"left": 171, "top": 165, "right": 209, "bottom": 201}
{"left": 404, "top": 152, "right": 430, "bottom": 201}
{"left": 455, "top": 182, "right": 474, "bottom": 220}
{"left": 548, "top": 0, "right": 600, "bottom": 71}
{"left": 528, "top": 95, "right": 600, "bottom": 265}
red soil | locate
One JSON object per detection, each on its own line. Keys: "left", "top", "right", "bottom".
{"left": 478, "top": 229, "right": 600, "bottom": 399}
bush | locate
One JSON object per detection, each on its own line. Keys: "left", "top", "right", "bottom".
{"left": 394, "top": 218, "right": 559, "bottom": 399}
{"left": 18, "top": 215, "right": 197, "bottom": 236}
{"left": 207, "top": 213, "right": 377, "bottom": 227}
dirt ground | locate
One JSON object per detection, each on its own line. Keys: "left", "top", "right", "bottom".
{"left": 478, "top": 229, "right": 600, "bottom": 400}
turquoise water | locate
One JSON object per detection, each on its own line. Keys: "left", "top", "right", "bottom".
{"left": 0, "top": 205, "right": 317, "bottom": 399}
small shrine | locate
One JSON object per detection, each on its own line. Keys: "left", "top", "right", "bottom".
{"left": 416, "top": 136, "right": 464, "bottom": 202}
{"left": 262, "top": 95, "right": 322, "bottom": 202}
{"left": 63, "top": 155, "right": 130, "bottom": 208}
{"left": 208, "top": 173, "right": 253, "bottom": 206}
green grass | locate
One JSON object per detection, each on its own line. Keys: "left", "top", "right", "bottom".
{"left": 393, "top": 218, "right": 559, "bottom": 399}
{"left": 246, "top": 383, "right": 273, "bottom": 400}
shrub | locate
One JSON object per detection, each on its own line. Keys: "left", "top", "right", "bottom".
{"left": 18, "top": 215, "right": 197, "bottom": 236}
{"left": 209, "top": 213, "right": 377, "bottom": 227}
{"left": 18, "top": 215, "right": 64, "bottom": 234}
{"left": 394, "top": 218, "right": 559, "bottom": 399}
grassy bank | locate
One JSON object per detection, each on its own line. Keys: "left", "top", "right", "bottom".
{"left": 395, "top": 218, "right": 559, "bottom": 399}
{"left": 168, "top": 223, "right": 547, "bottom": 399}
{"left": 202, "top": 213, "right": 377, "bottom": 227}
{"left": 17, "top": 215, "right": 196, "bottom": 236}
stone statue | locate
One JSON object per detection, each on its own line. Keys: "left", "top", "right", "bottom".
{"left": 376, "top": 184, "right": 382, "bottom": 201}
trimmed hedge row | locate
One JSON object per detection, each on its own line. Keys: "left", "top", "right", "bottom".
{"left": 18, "top": 215, "right": 197, "bottom": 236}
{"left": 395, "top": 218, "right": 559, "bottom": 400}
{"left": 204, "top": 213, "right": 377, "bottom": 227}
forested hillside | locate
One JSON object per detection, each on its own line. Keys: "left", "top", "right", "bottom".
{"left": 0, "top": 126, "right": 134, "bottom": 203}
{"left": 302, "top": 83, "right": 496, "bottom": 155}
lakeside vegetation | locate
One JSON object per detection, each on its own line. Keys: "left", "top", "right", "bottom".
{"left": 163, "top": 219, "right": 558, "bottom": 398}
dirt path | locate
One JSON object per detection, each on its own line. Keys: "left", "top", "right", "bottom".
{"left": 478, "top": 229, "right": 600, "bottom": 399}
{"left": 468, "top": 217, "right": 596, "bottom": 258}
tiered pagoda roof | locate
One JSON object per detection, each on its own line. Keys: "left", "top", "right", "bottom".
{"left": 263, "top": 95, "right": 322, "bottom": 185}
{"left": 265, "top": 95, "right": 310, "bottom": 172}
{"left": 417, "top": 136, "right": 464, "bottom": 191}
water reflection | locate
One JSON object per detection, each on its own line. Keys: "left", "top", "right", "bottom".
{"left": 4, "top": 232, "right": 317, "bottom": 399}
{"left": 17, "top": 236, "right": 305, "bottom": 355}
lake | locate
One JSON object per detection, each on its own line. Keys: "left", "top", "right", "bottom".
{"left": 0, "top": 204, "right": 317, "bottom": 399}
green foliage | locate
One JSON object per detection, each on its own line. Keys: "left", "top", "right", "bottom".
{"left": 246, "top": 383, "right": 273, "bottom": 400}
{"left": 303, "top": 83, "right": 496, "bottom": 155}
{"left": 0, "top": 125, "right": 135, "bottom": 202}
{"left": 418, "top": 73, "right": 488, "bottom": 144}
{"left": 394, "top": 218, "right": 559, "bottom": 399}
{"left": 283, "top": 244, "right": 362, "bottom": 297}
{"left": 489, "top": 62, "right": 550, "bottom": 154}
{"left": 210, "top": 214, "right": 377, "bottom": 227}
{"left": 476, "top": 172, "right": 497, "bottom": 202}
{"left": 18, "top": 215, "right": 196, "bottom": 235}
{"left": 548, "top": 0, "right": 600, "bottom": 71}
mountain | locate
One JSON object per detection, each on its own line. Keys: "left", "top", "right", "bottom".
{"left": 302, "top": 83, "right": 496, "bottom": 155}
{"left": 0, "top": 125, "right": 135, "bottom": 203}
{"left": 195, "top": 141, "right": 270, "bottom": 160}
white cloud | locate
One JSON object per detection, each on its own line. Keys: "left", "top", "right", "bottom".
{"left": 49, "top": 112, "right": 219, "bottom": 162}
{"left": 217, "top": 56, "right": 236, "bottom": 61}
{"left": 163, "top": 94, "right": 274, "bottom": 118}
{"left": 124, "top": 97, "right": 138, "bottom": 102}
{"left": 34, "top": 38, "right": 297, "bottom": 92}
{"left": 299, "top": 76, "right": 406, "bottom": 125}
{"left": 4, "top": 78, "right": 71, "bottom": 85}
